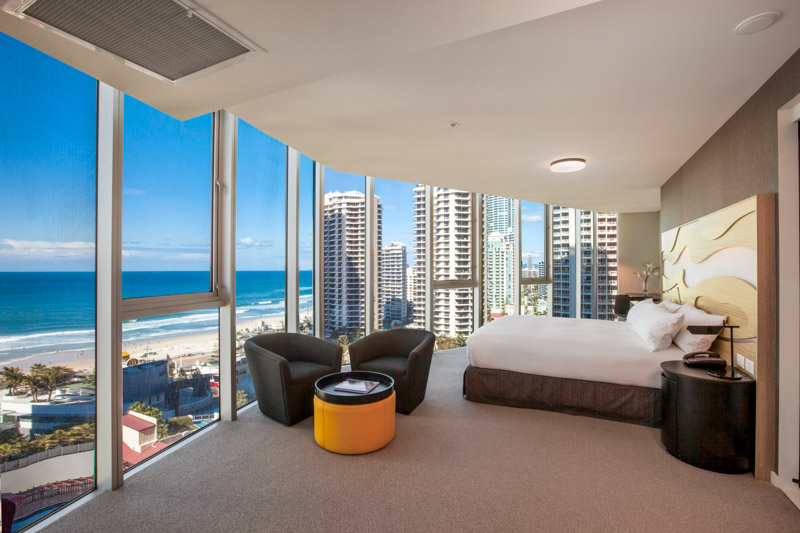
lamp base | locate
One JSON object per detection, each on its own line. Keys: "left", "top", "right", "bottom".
{"left": 706, "top": 369, "right": 743, "bottom": 380}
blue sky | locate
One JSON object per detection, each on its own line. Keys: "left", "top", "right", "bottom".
{"left": 0, "top": 32, "right": 545, "bottom": 273}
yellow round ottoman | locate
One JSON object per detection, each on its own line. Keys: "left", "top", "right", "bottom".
{"left": 314, "top": 371, "right": 395, "bottom": 454}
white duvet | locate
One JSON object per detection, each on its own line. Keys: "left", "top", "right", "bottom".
{"left": 466, "top": 315, "right": 685, "bottom": 389}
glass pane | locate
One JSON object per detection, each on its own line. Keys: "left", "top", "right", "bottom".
{"left": 234, "top": 120, "right": 287, "bottom": 409}
{"left": 483, "top": 195, "right": 516, "bottom": 321}
{"left": 520, "top": 200, "right": 548, "bottom": 316}
{"left": 433, "top": 288, "right": 473, "bottom": 350}
{"left": 121, "top": 309, "right": 220, "bottom": 470}
{"left": 122, "top": 95, "right": 213, "bottom": 298}
{"left": 432, "top": 187, "right": 473, "bottom": 282}
{"left": 375, "top": 179, "right": 420, "bottom": 331}
{"left": 595, "top": 212, "right": 618, "bottom": 320}
{"left": 551, "top": 207, "right": 618, "bottom": 320}
{"left": 299, "top": 155, "right": 315, "bottom": 335}
{"left": 0, "top": 33, "right": 96, "bottom": 530}
{"left": 323, "top": 170, "right": 366, "bottom": 358}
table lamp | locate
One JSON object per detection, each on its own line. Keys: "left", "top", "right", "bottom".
{"left": 687, "top": 324, "right": 742, "bottom": 380}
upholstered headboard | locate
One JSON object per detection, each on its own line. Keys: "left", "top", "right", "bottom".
{"left": 660, "top": 194, "right": 776, "bottom": 480}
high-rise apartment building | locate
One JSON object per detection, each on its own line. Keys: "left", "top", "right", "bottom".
{"left": 484, "top": 196, "right": 516, "bottom": 319}
{"left": 380, "top": 242, "right": 408, "bottom": 327}
{"left": 551, "top": 207, "right": 618, "bottom": 320}
{"left": 323, "top": 190, "right": 382, "bottom": 338}
{"left": 485, "top": 232, "right": 515, "bottom": 317}
{"left": 412, "top": 186, "right": 474, "bottom": 337}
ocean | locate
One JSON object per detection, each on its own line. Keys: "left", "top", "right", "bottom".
{"left": 0, "top": 271, "right": 312, "bottom": 363}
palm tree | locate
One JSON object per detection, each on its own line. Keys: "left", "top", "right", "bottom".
{"left": 29, "top": 363, "right": 46, "bottom": 376}
{"left": 23, "top": 373, "right": 43, "bottom": 402}
{"left": 41, "top": 366, "right": 75, "bottom": 401}
{"left": 1, "top": 366, "right": 25, "bottom": 395}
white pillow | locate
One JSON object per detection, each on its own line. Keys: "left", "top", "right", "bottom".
{"left": 632, "top": 305, "right": 685, "bottom": 351}
{"left": 626, "top": 298, "right": 657, "bottom": 326}
{"left": 673, "top": 304, "right": 726, "bottom": 353}
{"left": 661, "top": 300, "right": 682, "bottom": 313}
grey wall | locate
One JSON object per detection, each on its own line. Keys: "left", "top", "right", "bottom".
{"left": 661, "top": 46, "right": 800, "bottom": 230}
{"left": 618, "top": 211, "right": 661, "bottom": 295}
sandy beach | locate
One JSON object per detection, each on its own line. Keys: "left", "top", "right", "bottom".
{"left": 4, "top": 310, "right": 313, "bottom": 374}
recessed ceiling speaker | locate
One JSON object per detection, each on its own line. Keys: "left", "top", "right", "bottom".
{"left": 734, "top": 12, "right": 782, "bottom": 35}
{"left": 1, "top": 0, "right": 263, "bottom": 82}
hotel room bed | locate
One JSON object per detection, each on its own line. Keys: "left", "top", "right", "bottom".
{"left": 463, "top": 315, "right": 685, "bottom": 427}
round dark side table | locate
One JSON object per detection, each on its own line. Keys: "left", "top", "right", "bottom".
{"left": 660, "top": 360, "right": 755, "bottom": 473}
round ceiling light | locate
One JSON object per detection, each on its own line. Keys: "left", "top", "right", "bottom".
{"left": 735, "top": 12, "right": 781, "bottom": 35}
{"left": 550, "top": 158, "right": 586, "bottom": 173}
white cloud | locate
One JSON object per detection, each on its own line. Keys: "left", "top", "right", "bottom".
{"left": 237, "top": 237, "right": 273, "bottom": 248}
{"left": 123, "top": 188, "right": 147, "bottom": 196}
{"left": 383, "top": 205, "right": 397, "bottom": 210}
{"left": 0, "top": 239, "right": 95, "bottom": 260}
{"left": 522, "top": 214, "right": 543, "bottom": 223}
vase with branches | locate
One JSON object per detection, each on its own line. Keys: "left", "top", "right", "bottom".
{"left": 634, "top": 261, "right": 660, "bottom": 296}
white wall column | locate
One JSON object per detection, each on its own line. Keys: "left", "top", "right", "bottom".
{"left": 286, "top": 147, "right": 300, "bottom": 333}
{"left": 95, "top": 82, "right": 124, "bottom": 491}
{"left": 217, "top": 110, "right": 237, "bottom": 422}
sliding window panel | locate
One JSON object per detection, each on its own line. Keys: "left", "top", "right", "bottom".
{"left": 374, "top": 179, "right": 421, "bottom": 331}
{"left": 121, "top": 96, "right": 214, "bottom": 299}
{"left": 520, "top": 200, "right": 548, "bottom": 317}
{"left": 0, "top": 33, "right": 97, "bottom": 530}
{"left": 483, "top": 195, "right": 517, "bottom": 321}
{"left": 120, "top": 308, "right": 220, "bottom": 470}
{"left": 234, "top": 120, "right": 287, "bottom": 408}
{"left": 298, "top": 155, "right": 315, "bottom": 335}
{"left": 323, "top": 170, "right": 366, "bottom": 355}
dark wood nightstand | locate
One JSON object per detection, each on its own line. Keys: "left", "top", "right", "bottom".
{"left": 660, "top": 360, "right": 755, "bottom": 473}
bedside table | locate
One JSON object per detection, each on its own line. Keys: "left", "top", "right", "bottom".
{"left": 660, "top": 360, "right": 755, "bottom": 473}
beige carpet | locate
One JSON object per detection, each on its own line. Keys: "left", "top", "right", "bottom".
{"left": 45, "top": 348, "right": 799, "bottom": 532}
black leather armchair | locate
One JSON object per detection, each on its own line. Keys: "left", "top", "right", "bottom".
{"left": 244, "top": 333, "right": 342, "bottom": 425}
{"left": 349, "top": 329, "right": 435, "bottom": 414}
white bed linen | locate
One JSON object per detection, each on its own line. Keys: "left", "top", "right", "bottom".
{"left": 466, "top": 315, "right": 685, "bottom": 389}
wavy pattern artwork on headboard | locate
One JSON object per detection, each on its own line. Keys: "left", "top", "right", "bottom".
{"left": 660, "top": 194, "right": 776, "bottom": 481}
{"left": 661, "top": 199, "right": 759, "bottom": 374}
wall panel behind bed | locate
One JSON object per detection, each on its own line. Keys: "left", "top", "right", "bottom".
{"left": 660, "top": 194, "right": 776, "bottom": 480}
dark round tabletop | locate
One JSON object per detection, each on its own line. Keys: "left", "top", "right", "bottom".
{"left": 315, "top": 371, "right": 394, "bottom": 406}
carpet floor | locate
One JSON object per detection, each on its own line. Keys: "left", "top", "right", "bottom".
{"left": 45, "top": 348, "right": 799, "bottom": 532}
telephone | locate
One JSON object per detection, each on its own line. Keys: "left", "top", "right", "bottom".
{"left": 682, "top": 351, "right": 727, "bottom": 369}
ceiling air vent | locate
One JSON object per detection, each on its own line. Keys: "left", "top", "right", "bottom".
{"left": 4, "top": 0, "right": 260, "bottom": 82}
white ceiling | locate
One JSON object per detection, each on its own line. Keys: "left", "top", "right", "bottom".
{"left": 2, "top": 0, "right": 799, "bottom": 212}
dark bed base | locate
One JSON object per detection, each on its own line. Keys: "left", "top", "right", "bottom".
{"left": 463, "top": 365, "right": 662, "bottom": 428}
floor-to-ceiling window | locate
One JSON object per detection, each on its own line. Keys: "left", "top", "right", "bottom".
{"left": 520, "top": 201, "right": 549, "bottom": 316}
{"left": 551, "top": 207, "right": 618, "bottom": 320}
{"left": 373, "top": 179, "right": 422, "bottom": 331}
{"left": 322, "top": 170, "right": 367, "bottom": 359}
{"left": 431, "top": 187, "right": 476, "bottom": 349}
{"left": 483, "top": 195, "right": 517, "bottom": 322}
{"left": 234, "top": 120, "right": 287, "bottom": 408}
{"left": 0, "top": 33, "right": 97, "bottom": 531}
{"left": 298, "top": 155, "right": 315, "bottom": 335}
{"left": 120, "top": 97, "right": 219, "bottom": 470}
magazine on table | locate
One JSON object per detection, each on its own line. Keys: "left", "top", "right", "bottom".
{"left": 334, "top": 379, "right": 380, "bottom": 394}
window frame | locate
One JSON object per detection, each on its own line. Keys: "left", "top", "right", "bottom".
{"left": 120, "top": 108, "right": 224, "bottom": 320}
